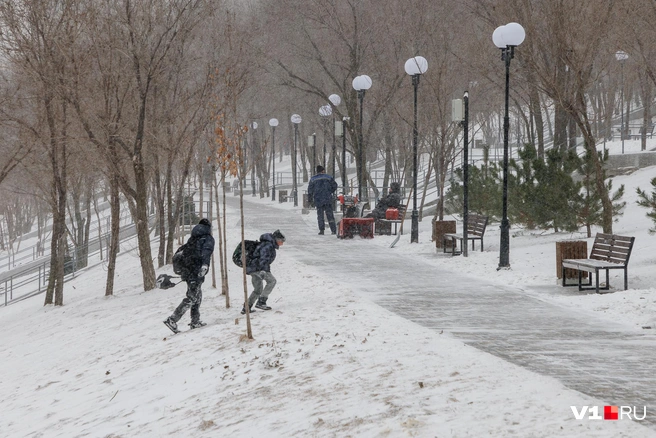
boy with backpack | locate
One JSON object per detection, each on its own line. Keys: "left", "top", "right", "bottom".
{"left": 239, "top": 229, "right": 285, "bottom": 314}
{"left": 163, "top": 218, "right": 215, "bottom": 333}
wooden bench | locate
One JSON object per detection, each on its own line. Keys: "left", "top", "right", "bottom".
{"left": 376, "top": 205, "right": 407, "bottom": 236}
{"left": 442, "top": 214, "right": 489, "bottom": 255}
{"left": 561, "top": 233, "right": 635, "bottom": 293}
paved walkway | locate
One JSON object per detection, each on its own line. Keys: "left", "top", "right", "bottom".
{"left": 233, "top": 196, "right": 656, "bottom": 429}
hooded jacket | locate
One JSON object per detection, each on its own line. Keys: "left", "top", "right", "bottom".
{"left": 246, "top": 232, "right": 280, "bottom": 274}
{"left": 183, "top": 222, "right": 215, "bottom": 280}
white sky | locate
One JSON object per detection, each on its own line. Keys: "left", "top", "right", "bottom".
{"left": 0, "top": 139, "right": 655, "bottom": 437}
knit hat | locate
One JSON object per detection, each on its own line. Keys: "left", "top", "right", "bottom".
{"left": 199, "top": 218, "right": 211, "bottom": 227}
{"left": 390, "top": 182, "right": 401, "bottom": 193}
{"left": 272, "top": 229, "right": 286, "bottom": 242}
{"left": 316, "top": 165, "right": 325, "bottom": 173}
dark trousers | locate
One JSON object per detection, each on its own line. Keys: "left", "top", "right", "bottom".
{"left": 171, "top": 278, "right": 204, "bottom": 324}
{"left": 316, "top": 202, "right": 336, "bottom": 233}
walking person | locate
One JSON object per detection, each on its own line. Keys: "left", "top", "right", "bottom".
{"left": 308, "top": 165, "right": 338, "bottom": 235}
{"left": 164, "top": 218, "right": 215, "bottom": 333}
{"left": 242, "top": 230, "right": 286, "bottom": 314}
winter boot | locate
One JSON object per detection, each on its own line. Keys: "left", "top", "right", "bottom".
{"left": 318, "top": 230, "right": 325, "bottom": 235}
{"left": 163, "top": 317, "right": 179, "bottom": 334}
{"left": 189, "top": 321, "right": 207, "bottom": 329}
{"left": 255, "top": 298, "right": 272, "bottom": 311}
{"left": 241, "top": 306, "right": 256, "bottom": 315}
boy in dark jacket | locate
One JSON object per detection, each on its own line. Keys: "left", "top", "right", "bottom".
{"left": 308, "top": 165, "right": 338, "bottom": 235}
{"left": 242, "top": 229, "right": 285, "bottom": 314}
{"left": 164, "top": 218, "right": 215, "bottom": 333}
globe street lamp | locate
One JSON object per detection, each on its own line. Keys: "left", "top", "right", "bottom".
{"left": 493, "top": 22, "right": 525, "bottom": 269}
{"left": 269, "top": 118, "right": 279, "bottom": 201}
{"left": 352, "top": 75, "right": 372, "bottom": 201}
{"left": 615, "top": 50, "right": 629, "bottom": 154}
{"left": 329, "top": 94, "right": 341, "bottom": 178}
{"left": 405, "top": 56, "right": 428, "bottom": 244}
{"left": 291, "top": 114, "right": 302, "bottom": 207}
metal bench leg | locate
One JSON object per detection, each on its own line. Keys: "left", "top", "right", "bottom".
{"left": 481, "top": 238, "right": 484, "bottom": 252}
{"left": 624, "top": 268, "right": 628, "bottom": 290}
{"left": 562, "top": 265, "right": 567, "bottom": 286}
{"left": 595, "top": 268, "right": 600, "bottom": 294}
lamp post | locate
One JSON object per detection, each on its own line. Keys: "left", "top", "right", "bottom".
{"left": 405, "top": 56, "right": 428, "bottom": 244}
{"left": 250, "top": 121, "right": 258, "bottom": 197}
{"left": 269, "top": 118, "right": 278, "bottom": 201}
{"left": 329, "top": 94, "right": 341, "bottom": 178}
{"left": 291, "top": 114, "right": 302, "bottom": 207}
{"left": 319, "top": 104, "right": 331, "bottom": 171}
{"left": 352, "top": 75, "right": 372, "bottom": 201}
{"left": 452, "top": 94, "right": 469, "bottom": 256}
{"left": 308, "top": 134, "right": 316, "bottom": 173}
{"left": 493, "top": 22, "right": 525, "bottom": 269}
{"left": 462, "top": 92, "right": 469, "bottom": 257}
{"left": 341, "top": 117, "right": 349, "bottom": 190}
{"left": 616, "top": 50, "right": 628, "bottom": 154}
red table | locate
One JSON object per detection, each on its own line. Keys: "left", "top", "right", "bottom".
{"left": 338, "top": 218, "right": 375, "bottom": 239}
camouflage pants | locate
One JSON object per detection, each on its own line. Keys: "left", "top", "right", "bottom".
{"left": 247, "top": 271, "right": 277, "bottom": 307}
{"left": 170, "top": 277, "right": 204, "bottom": 324}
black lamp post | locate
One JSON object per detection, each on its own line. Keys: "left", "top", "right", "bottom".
{"left": 309, "top": 133, "right": 316, "bottom": 173}
{"left": 493, "top": 22, "right": 525, "bottom": 269}
{"left": 291, "top": 114, "right": 302, "bottom": 207}
{"left": 269, "top": 118, "right": 278, "bottom": 201}
{"left": 463, "top": 92, "right": 469, "bottom": 257}
{"left": 352, "top": 75, "right": 372, "bottom": 201}
{"left": 453, "top": 93, "right": 470, "bottom": 256}
{"left": 616, "top": 51, "right": 628, "bottom": 154}
{"left": 341, "top": 117, "right": 349, "bottom": 190}
{"left": 405, "top": 56, "right": 428, "bottom": 243}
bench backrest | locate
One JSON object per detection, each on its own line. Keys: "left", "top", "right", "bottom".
{"left": 466, "top": 214, "right": 488, "bottom": 237}
{"left": 590, "top": 233, "right": 635, "bottom": 265}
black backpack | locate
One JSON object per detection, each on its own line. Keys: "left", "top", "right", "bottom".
{"left": 232, "top": 240, "right": 260, "bottom": 267}
{"left": 172, "top": 235, "right": 201, "bottom": 277}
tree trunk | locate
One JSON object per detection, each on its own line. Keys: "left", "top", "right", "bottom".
{"left": 577, "top": 94, "right": 613, "bottom": 234}
{"left": 528, "top": 81, "right": 545, "bottom": 158}
{"left": 105, "top": 173, "right": 120, "bottom": 297}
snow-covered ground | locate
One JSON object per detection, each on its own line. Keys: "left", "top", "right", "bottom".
{"left": 1, "top": 142, "right": 655, "bottom": 437}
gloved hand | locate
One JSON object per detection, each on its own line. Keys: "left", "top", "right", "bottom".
{"left": 199, "top": 265, "right": 209, "bottom": 277}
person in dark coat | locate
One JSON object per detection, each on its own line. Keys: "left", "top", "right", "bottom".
{"left": 164, "top": 218, "right": 215, "bottom": 333}
{"left": 366, "top": 182, "right": 402, "bottom": 220}
{"left": 308, "top": 165, "right": 338, "bottom": 235}
{"left": 242, "top": 230, "right": 285, "bottom": 314}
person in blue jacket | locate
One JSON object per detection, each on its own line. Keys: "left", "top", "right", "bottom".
{"left": 307, "top": 165, "right": 338, "bottom": 235}
{"left": 164, "top": 218, "right": 215, "bottom": 333}
{"left": 242, "top": 229, "right": 286, "bottom": 314}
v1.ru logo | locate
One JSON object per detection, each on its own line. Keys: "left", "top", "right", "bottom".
{"left": 571, "top": 405, "right": 647, "bottom": 420}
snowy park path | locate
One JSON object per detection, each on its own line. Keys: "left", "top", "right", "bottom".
{"left": 235, "top": 195, "right": 656, "bottom": 429}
